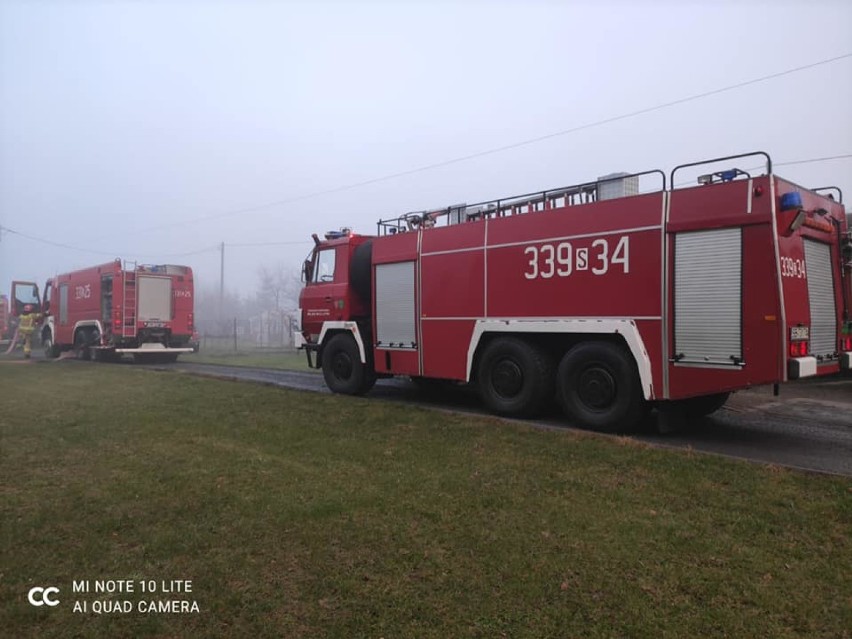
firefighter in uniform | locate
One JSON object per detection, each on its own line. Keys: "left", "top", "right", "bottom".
{"left": 19, "top": 304, "right": 41, "bottom": 359}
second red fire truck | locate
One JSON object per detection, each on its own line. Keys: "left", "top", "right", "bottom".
{"left": 10, "top": 259, "right": 196, "bottom": 362}
{"left": 300, "top": 152, "right": 851, "bottom": 432}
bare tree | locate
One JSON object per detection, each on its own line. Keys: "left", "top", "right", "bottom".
{"left": 256, "top": 263, "right": 300, "bottom": 312}
{"left": 195, "top": 286, "right": 247, "bottom": 334}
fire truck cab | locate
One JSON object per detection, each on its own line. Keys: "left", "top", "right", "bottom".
{"left": 300, "top": 152, "right": 851, "bottom": 432}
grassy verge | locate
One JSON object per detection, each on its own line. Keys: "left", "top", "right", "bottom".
{"left": 186, "top": 349, "right": 313, "bottom": 372}
{"left": 1, "top": 364, "right": 849, "bottom": 638}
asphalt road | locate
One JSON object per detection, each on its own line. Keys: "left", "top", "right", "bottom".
{"left": 154, "top": 361, "right": 852, "bottom": 477}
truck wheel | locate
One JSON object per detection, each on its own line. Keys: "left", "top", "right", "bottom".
{"left": 43, "top": 332, "right": 60, "bottom": 359}
{"left": 322, "top": 333, "right": 375, "bottom": 395}
{"left": 557, "top": 342, "right": 645, "bottom": 433}
{"left": 477, "top": 337, "right": 553, "bottom": 417}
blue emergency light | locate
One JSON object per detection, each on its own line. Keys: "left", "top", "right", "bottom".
{"left": 780, "top": 192, "right": 803, "bottom": 211}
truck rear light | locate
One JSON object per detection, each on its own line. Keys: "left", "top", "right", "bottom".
{"left": 187, "top": 312, "right": 194, "bottom": 331}
{"left": 841, "top": 336, "right": 852, "bottom": 351}
{"left": 789, "top": 340, "right": 808, "bottom": 357}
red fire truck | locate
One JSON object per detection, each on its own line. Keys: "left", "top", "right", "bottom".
{"left": 10, "top": 260, "right": 196, "bottom": 362}
{"left": 299, "top": 152, "right": 852, "bottom": 432}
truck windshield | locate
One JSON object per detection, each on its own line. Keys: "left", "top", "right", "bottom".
{"left": 15, "top": 284, "right": 39, "bottom": 305}
{"left": 12, "top": 282, "right": 40, "bottom": 315}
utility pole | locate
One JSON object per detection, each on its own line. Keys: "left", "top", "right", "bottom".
{"left": 219, "top": 242, "right": 225, "bottom": 307}
{"left": 0, "top": 225, "right": 6, "bottom": 296}
{"left": 219, "top": 241, "right": 225, "bottom": 319}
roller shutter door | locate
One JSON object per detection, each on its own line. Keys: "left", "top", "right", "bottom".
{"left": 803, "top": 239, "right": 837, "bottom": 360}
{"left": 375, "top": 261, "right": 416, "bottom": 348}
{"left": 674, "top": 227, "right": 742, "bottom": 365}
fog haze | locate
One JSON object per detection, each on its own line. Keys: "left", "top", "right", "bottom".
{"left": 1, "top": 0, "right": 850, "bottom": 306}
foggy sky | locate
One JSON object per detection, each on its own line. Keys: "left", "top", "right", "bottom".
{"left": 1, "top": 0, "right": 851, "bottom": 303}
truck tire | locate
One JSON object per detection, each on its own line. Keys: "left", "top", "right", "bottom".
{"left": 477, "top": 337, "right": 553, "bottom": 417}
{"left": 557, "top": 341, "right": 645, "bottom": 433}
{"left": 322, "top": 333, "right": 376, "bottom": 395}
{"left": 43, "top": 331, "right": 60, "bottom": 359}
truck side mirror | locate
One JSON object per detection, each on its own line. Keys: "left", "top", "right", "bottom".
{"left": 302, "top": 259, "right": 314, "bottom": 283}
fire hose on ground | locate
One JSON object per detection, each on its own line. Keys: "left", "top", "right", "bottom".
{"left": 4, "top": 327, "right": 19, "bottom": 355}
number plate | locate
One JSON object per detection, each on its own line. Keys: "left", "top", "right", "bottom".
{"left": 790, "top": 326, "right": 809, "bottom": 340}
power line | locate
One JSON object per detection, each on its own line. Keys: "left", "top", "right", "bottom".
{"left": 775, "top": 154, "right": 852, "bottom": 168}
{"left": 5, "top": 48, "right": 852, "bottom": 255}
{"left": 0, "top": 225, "right": 220, "bottom": 258}
{"left": 94, "top": 51, "right": 852, "bottom": 238}
{"left": 0, "top": 221, "right": 311, "bottom": 256}
{"left": 673, "top": 153, "right": 852, "bottom": 187}
{"left": 217, "top": 153, "right": 848, "bottom": 246}
{"left": 4, "top": 152, "right": 849, "bottom": 257}
{"left": 1, "top": 225, "right": 120, "bottom": 256}
{"left": 0, "top": 221, "right": 312, "bottom": 256}
{"left": 227, "top": 240, "right": 312, "bottom": 247}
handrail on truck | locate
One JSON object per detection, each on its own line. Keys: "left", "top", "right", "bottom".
{"left": 670, "top": 151, "right": 772, "bottom": 188}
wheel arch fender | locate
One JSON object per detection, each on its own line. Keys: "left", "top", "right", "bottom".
{"left": 41, "top": 316, "right": 54, "bottom": 341}
{"left": 318, "top": 321, "right": 367, "bottom": 364}
{"left": 466, "top": 319, "right": 654, "bottom": 400}
{"left": 73, "top": 320, "right": 104, "bottom": 345}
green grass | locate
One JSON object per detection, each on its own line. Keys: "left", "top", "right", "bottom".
{"left": 187, "top": 349, "right": 313, "bottom": 372}
{"left": 1, "top": 364, "right": 849, "bottom": 638}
